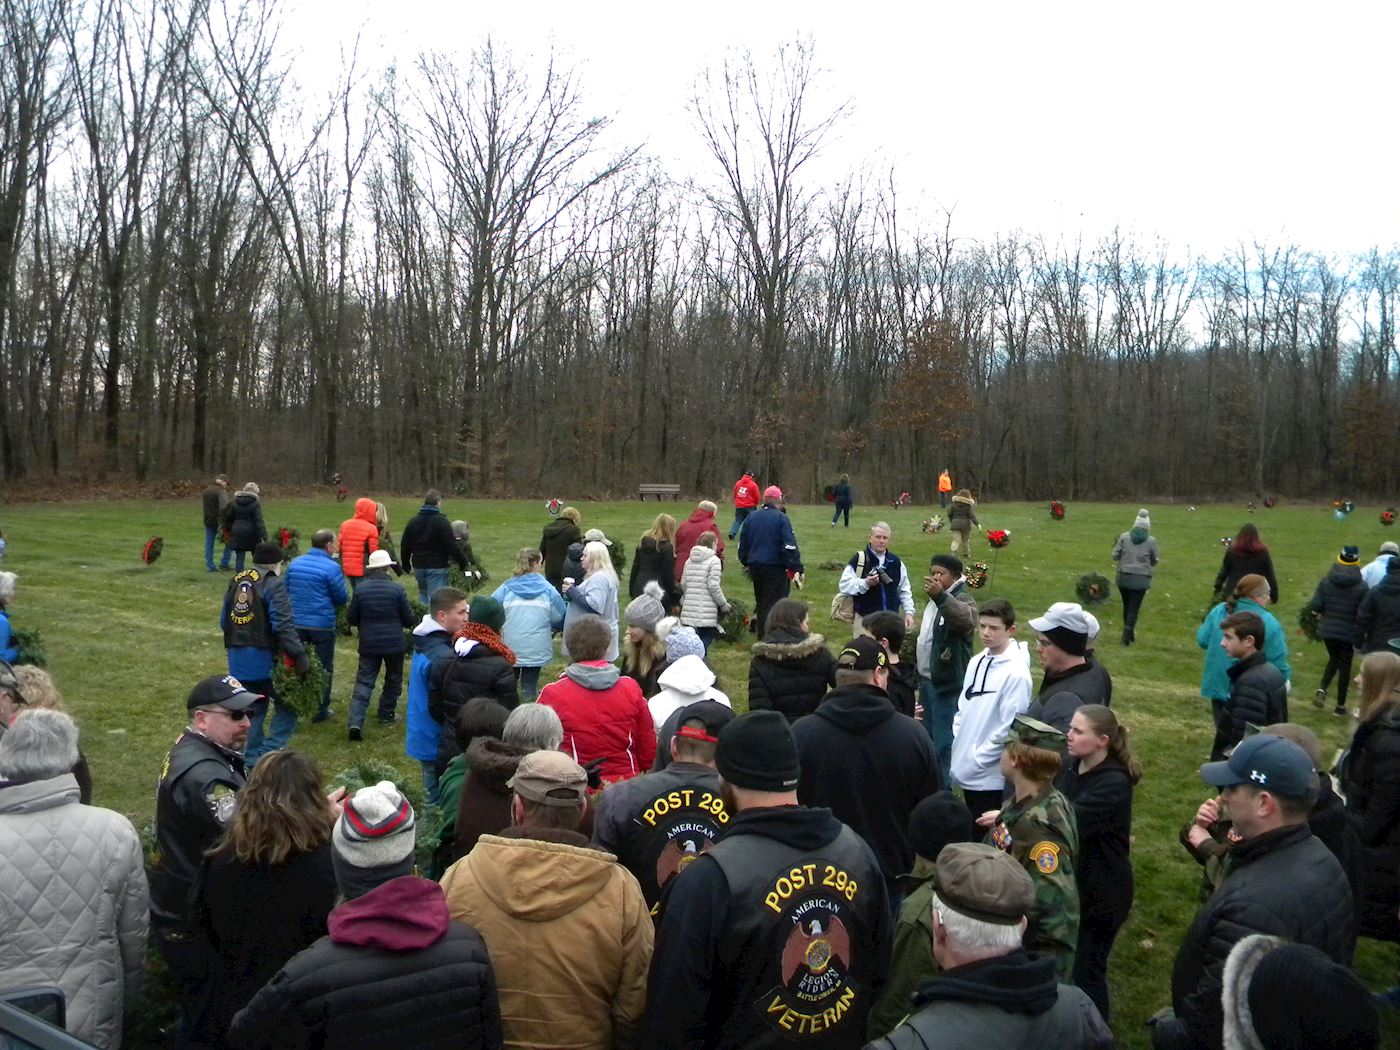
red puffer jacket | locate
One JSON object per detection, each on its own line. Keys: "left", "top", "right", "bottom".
{"left": 339, "top": 498, "right": 380, "bottom": 579}
{"left": 673, "top": 508, "right": 725, "bottom": 582}
{"left": 538, "top": 663, "right": 656, "bottom": 783}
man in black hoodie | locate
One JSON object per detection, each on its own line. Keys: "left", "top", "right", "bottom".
{"left": 865, "top": 843, "right": 1112, "bottom": 1049}
{"left": 642, "top": 710, "right": 890, "bottom": 1050}
{"left": 793, "top": 636, "right": 941, "bottom": 901}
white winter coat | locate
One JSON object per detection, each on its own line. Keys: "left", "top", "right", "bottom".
{"left": 647, "top": 655, "right": 731, "bottom": 731}
{"left": 679, "top": 546, "right": 728, "bottom": 628}
{"left": 0, "top": 774, "right": 148, "bottom": 1050}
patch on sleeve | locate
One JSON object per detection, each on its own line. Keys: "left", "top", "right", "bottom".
{"left": 1029, "top": 841, "right": 1060, "bottom": 874}
{"left": 206, "top": 783, "right": 237, "bottom": 824}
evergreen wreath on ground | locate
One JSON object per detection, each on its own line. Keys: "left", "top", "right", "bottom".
{"left": 1049, "top": 500, "right": 1065, "bottom": 520}
{"left": 270, "top": 649, "right": 329, "bottom": 719}
{"left": 275, "top": 525, "right": 300, "bottom": 560}
{"left": 141, "top": 536, "right": 164, "bottom": 565}
{"left": 12, "top": 627, "right": 46, "bottom": 667}
{"left": 1298, "top": 604, "right": 1321, "bottom": 642}
{"left": 1076, "top": 572, "right": 1112, "bottom": 606}
{"left": 718, "top": 598, "right": 753, "bottom": 644}
{"left": 965, "top": 562, "right": 990, "bottom": 589}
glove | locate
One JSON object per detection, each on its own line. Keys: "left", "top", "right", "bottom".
{"left": 294, "top": 651, "right": 311, "bottom": 676}
{"left": 719, "top": 605, "right": 732, "bottom": 618}
{"left": 472, "top": 570, "right": 481, "bottom": 580}
{"left": 582, "top": 756, "right": 606, "bottom": 791}
{"left": 454, "top": 636, "right": 473, "bottom": 656}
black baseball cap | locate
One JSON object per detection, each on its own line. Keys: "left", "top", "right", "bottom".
{"left": 674, "top": 700, "right": 735, "bottom": 744}
{"left": 1200, "top": 735, "right": 1316, "bottom": 799}
{"left": 837, "top": 635, "right": 887, "bottom": 672}
{"left": 187, "top": 675, "right": 264, "bottom": 712}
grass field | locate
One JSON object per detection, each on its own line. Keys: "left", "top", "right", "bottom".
{"left": 2, "top": 494, "right": 1396, "bottom": 1045}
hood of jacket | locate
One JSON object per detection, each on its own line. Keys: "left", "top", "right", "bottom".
{"left": 751, "top": 632, "right": 828, "bottom": 661}
{"left": 721, "top": 804, "right": 847, "bottom": 852}
{"left": 656, "top": 654, "right": 716, "bottom": 696}
{"left": 564, "top": 660, "right": 622, "bottom": 690}
{"left": 234, "top": 491, "right": 259, "bottom": 507}
{"left": 328, "top": 875, "right": 450, "bottom": 951}
{"left": 912, "top": 948, "right": 1059, "bottom": 1015}
{"left": 951, "top": 493, "right": 976, "bottom": 507}
{"left": 812, "top": 682, "right": 895, "bottom": 733}
{"left": 0, "top": 773, "right": 80, "bottom": 815}
{"left": 465, "top": 737, "right": 532, "bottom": 792}
{"left": 500, "top": 573, "right": 559, "bottom": 599}
{"left": 412, "top": 616, "right": 449, "bottom": 645}
{"left": 353, "top": 497, "right": 377, "bottom": 523}
{"left": 684, "top": 508, "right": 717, "bottom": 528}
{"left": 542, "top": 518, "right": 577, "bottom": 541}
{"left": 1326, "top": 564, "right": 1364, "bottom": 588}
{"left": 1221, "top": 934, "right": 1285, "bottom": 1050}
{"left": 461, "top": 829, "right": 621, "bottom": 922}
{"left": 688, "top": 545, "right": 718, "bottom": 566}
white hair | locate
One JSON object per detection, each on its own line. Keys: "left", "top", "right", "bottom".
{"left": 581, "top": 541, "right": 617, "bottom": 583}
{"left": 931, "top": 891, "right": 1025, "bottom": 954}
{"left": 0, "top": 571, "right": 16, "bottom": 603}
{"left": 503, "top": 704, "right": 564, "bottom": 752}
{"left": 0, "top": 709, "right": 79, "bottom": 782}
{"left": 871, "top": 521, "right": 891, "bottom": 535}
{"left": 698, "top": 500, "right": 717, "bottom": 515}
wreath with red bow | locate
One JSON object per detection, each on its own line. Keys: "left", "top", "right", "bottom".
{"left": 141, "top": 536, "right": 164, "bottom": 565}
{"left": 1049, "top": 500, "right": 1065, "bottom": 521}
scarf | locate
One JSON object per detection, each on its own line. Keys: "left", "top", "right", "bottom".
{"left": 452, "top": 622, "right": 516, "bottom": 665}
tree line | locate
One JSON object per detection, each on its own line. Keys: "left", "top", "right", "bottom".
{"left": 2, "top": 0, "right": 1397, "bottom": 501}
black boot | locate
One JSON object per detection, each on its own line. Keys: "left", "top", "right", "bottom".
{"left": 1122, "top": 626, "right": 1134, "bottom": 646}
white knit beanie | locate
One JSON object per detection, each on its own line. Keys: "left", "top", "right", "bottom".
{"left": 1134, "top": 508, "right": 1151, "bottom": 529}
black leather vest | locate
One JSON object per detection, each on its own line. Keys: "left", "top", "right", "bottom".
{"left": 616, "top": 767, "right": 729, "bottom": 908}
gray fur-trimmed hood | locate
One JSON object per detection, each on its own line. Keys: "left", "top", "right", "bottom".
{"left": 1221, "top": 934, "right": 1286, "bottom": 1050}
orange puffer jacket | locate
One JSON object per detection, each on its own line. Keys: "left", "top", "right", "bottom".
{"left": 339, "top": 498, "right": 380, "bottom": 578}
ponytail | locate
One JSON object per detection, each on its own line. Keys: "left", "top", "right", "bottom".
{"left": 1077, "top": 704, "right": 1142, "bottom": 784}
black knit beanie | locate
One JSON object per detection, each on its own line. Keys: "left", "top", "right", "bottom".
{"left": 715, "top": 710, "right": 801, "bottom": 792}
{"left": 908, "top": 791, "right": 979, "bottom": 861}
{"left": 1247, "top": 942, "right": 1379, "bottom": 1049}
{"left": 1042, "top": 624, "right": 1088, "bottom": 656}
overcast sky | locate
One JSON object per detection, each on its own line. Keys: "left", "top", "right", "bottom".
{"left": 282, "top": 0, "right": 1398, "bottom": 258}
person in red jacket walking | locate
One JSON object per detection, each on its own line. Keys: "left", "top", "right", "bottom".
{"left": 339, "top": 498, "right": 380, "bottom": 590}
{"left": 538, "top": 615, "right": 656, "bottom": 783}
{"left": 673, "top": 500, "right": 725, "bottom": 584}
{"left": 728, "top": 471, "right": 760, "bottom": 541}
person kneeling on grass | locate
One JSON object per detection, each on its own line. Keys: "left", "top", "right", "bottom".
{"left": 346, "top": 549, "right": 414, "bottom": 742}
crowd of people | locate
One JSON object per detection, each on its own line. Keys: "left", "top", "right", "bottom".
{"left": 0, "top": 478, "right": 1393, "bottom": 1050}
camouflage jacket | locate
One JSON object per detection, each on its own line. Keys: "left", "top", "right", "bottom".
{"left": 987, "top": 784, "right": 1080, "bottom": 982}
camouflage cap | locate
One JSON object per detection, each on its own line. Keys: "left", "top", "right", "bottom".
{"left": 934, "top": 842, "right": 1035, "bottom": 925}
{"left": 996, "top": 714, "right": 1067, "bottom": 754}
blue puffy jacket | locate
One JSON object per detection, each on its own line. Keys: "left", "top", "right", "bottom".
{"left": 738, "top": 506, "right": 803, "bottom": 571}
{"left": 347, "top": 573, "right": 414, "bottom": 656}
{"left": 493, "top": 574, "right": 565, "bottom": 668}
{"left": 1196, "top": 597, "right": 1291, "bottom": 701}
{"left": 284, "top": 548, "right": 348, "bottom": 629}
{"left": 0, "top": 609, "right": 17, "bottom": 663}
{"left": 407, "top": 618, "right": 455, "bottom": 762}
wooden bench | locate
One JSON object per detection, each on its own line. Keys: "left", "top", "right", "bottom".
{"left": 638, "top": 483, "right": 681, "bottom": 501}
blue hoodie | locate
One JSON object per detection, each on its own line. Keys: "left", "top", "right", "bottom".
{"left": 492, "top": 574, "right": 566, "bottom": 668}
{"left": 406, "top": 616, "right": 454, "bottom": 762}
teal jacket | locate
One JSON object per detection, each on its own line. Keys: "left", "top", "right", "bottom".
{"left": 1195, "top": 598, "right": 1291, "bottom": 701}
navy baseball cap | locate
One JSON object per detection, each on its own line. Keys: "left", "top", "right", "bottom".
{"left": 1199, "top": 735, "right": 1315, "bottom": 799}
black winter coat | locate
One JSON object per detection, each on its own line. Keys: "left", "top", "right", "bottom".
{"left": 1028, "top": 660, "right": 1112, "bottom": 733}
{"left": 346, "top": 572, "right": 414, "bottom": 656}
{"left": 1310, "top": 564, "right": 1368, "bottom": 643}
{"left": 433, "top": 640, "right": 518, "bottom": 771}
{"left": 629, "top": 538, "right": 677, "bottom": 607}
{"left": 399, "top": 505, "right": 467, "bottom": 572}
{"left": 1213, "top": 548, "right": 1279, "bottom": 604}
{"left": 792, "top": 682, "right": 941, "bottom": 894}
{"left": 202, "top": 485, "right": 228, "bottom": 528}
{"left": 1355, "top": 571, "right": 1400, "bottom": 652}
{"left": 1339, "top": 711, "right": 1400, "bottom": 940}
{"left": 224, "top": 493, "right": 267, "bottom": 552}
{"left": 885, "top": 660, "right": 918, "bottom": 719}
{"left": 1214, "top": 652, "right": 1287, "bottom": 755}
{"left": 540, "top": 519, "right": 583, "bottom": 589}
{"left": 747, "top": 631, "right": 837, "bottom": 722}
{"left": 1156, "top": 824, "right": 1354, "bottom": 1050}
{"left": 1056, "top": 756, "right": 1134, "bottom": 929}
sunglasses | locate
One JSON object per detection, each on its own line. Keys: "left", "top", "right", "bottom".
{"left": 200, "top": 707, "right": 252, "bottom": 722}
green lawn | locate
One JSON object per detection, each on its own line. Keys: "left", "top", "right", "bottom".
{"left": 2, "top": 495, "right": 1395, "bottom": 1045}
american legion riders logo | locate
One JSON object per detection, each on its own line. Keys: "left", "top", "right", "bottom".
{"left": 627, "top": 786, "right": 729, "bottom": 903}
{"left": 758, "top": 860, "right": 863, "bottom": 1038}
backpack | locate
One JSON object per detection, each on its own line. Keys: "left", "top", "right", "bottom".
{"left": 829, "top": 551, "right": 867, "bottom": 624}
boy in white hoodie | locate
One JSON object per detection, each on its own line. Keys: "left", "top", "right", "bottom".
{"left": 950, "top": 598, "right": 1033, "bottom": 817}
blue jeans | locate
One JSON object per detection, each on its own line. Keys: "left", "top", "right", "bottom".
{"left": 297, "top": 627, "right": 337, "bottom": 717}
{"left": 920, "top": 678, "right": 957, "bottom": 788}
{"left": 516, "top": 665, "right": 543, "bottom": 702}
{"left": 349, "top": 651, "right": 405, "bottom": 727}
{"left": 243, "top": 682, "right": 298, "bottom": 766}
{"left": 420, "top": 760, "right": 441, "bottom": 808}
{"left": 696, "top": 626, "right": 720, "bottom": 654}
{"left": 728, "top": 507, "right": 752, "bottom": 539}
{"left": 414, "top": 567, "right": 451, "bottom": 605}
{"left": 204, "top": 526, "right": 231, "bottom": 571}
{"left": 234, "top": 549, "right": 248, "bottom": 571}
